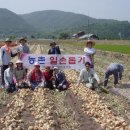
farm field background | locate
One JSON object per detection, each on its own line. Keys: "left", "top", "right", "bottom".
{"left": 0, "top": 39, "right": 130, "bottom": 130}
{"left": 55, "top": 40, "right": 130, "bottom": 54}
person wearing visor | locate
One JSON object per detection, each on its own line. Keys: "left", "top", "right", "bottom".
{"left": 27, "top": 62, "right": 45, "bottom": 90}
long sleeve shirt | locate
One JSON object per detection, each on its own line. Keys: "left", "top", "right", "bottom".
{"left": 0, "top": 46, "right": 17, "bottom": 65}
{"left": 27, "top": 70, "right": 45, "bottom": 84}
{"left": 14, "top": 68, "right": 27, "bottom": 81}
{"left": 77, "top": 68, "right": 99, "bottom": 85}
{"left": 17, "top": 44, "right": 30, "bottom": 53}
{"left": 106, "top": 63, "right": 124, "bottom": 79}
{"left": 4, "top": 68, "right": 15, "bottom": 85}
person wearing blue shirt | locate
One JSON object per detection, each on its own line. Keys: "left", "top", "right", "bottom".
{"left": 104, "top": 63, "right": 124, "bottom": 87}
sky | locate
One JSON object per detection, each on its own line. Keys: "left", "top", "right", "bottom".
{"left": 0, "top": 0, "right": 130, "bottom": 21}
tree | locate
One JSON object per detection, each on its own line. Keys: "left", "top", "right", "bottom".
{"left": 59, "top": 33, "right": 69, "bottom": 39}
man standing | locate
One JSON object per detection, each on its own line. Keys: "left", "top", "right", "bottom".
{"left": 77, "top": 62, "right": 100, "bottom": 90}
{"left": 0, "top": 38, "right": 18, "bottom": 87}
{"left": 17, "top": 37, "right": 30, "bottom": 56}
{"left": 48, "top": 42, "right": 61, "bottom": 54}
{"left": 104, "top": 63, "right": 124, "bottom": 87}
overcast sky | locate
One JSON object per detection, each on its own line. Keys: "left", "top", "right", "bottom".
{"left": 0, "top": 0, "right": 129, "bottom": 21}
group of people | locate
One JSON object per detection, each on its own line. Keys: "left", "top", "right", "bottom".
{"left": 77, "top": 40, "right": 124, "bottom": 90}
{"left": 4, "top": 60, "right": 69, "bottom": 93}
{"left": 0, "top": 37, "right": 124, "bottom": 93}
{"left": 0, "top": 37, "right": 69, "bottom": 92}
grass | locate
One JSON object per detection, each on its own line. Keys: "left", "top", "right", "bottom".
{"left": 57, "top": 40, "right": 130, "bottom": 55}
{"left": 95, "top": 44, "right": 130, "bottom": 54}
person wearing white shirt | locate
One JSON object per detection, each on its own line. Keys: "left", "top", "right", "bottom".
{"left": 4, "top": 62, "right": 16, "bottom": 92}
{"left": 84, "top": 40, "right": 95, "bottom": 69}
{"left": 77, "top": 62, "right": 100, "bottom": 90}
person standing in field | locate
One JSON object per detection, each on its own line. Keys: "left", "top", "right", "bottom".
{"left": 77, "top": 62, "right": 100, "bottom": 90}
{"left": 17, "top": 37, "right": 30, "bottom": 58}
{"left": 103, "top": 63, "right": 124, "bottom": 87}
{"left": 48, "top": 42, "right": 61, "bottom": 54}
{"left": 84, "top": 40, "right": 95, "bottom": 69}
{"left": 0, "top": 38, "right": 18, "bottom": 87}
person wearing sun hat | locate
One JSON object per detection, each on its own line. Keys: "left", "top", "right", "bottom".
{"left": 0, "top": 38, "right": 18, "bottom": 87}
{"left": 14, "top": 59, "right": 28, "bottom": 89}
{"left": 48, "top": 41, "right": 61, "bottom": 54}
{"left": 27, "top": 62, "right": 45, "bottom": 90}
{"left": 84, "top": 39, "right": 96, "bottom": 69}
{"left": 17, "top": 37, "right": 30, "bottom": 58}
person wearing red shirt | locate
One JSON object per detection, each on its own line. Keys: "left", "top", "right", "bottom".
{"left": 43, "top": 66, "right": 54, "bottom": 89}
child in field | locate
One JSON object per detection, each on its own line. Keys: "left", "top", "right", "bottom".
{"left": 84, "top": 40, "right": 95, "bottom": 69}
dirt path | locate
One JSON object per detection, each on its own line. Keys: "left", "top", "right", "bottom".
{"left": 17, "top": 91, "right": 36, "bottom": 129}
{"left": 65, "top": 90, "right": 102, "bottom": 130}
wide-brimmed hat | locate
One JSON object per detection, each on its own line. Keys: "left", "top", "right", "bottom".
{"left": 19, "top": 37, "right": 27, "bottom": 43}
{"left": 34, "top": 62, "right": 40, "bottom": 66}
{"left": 16, "top": 60, "right": 23, "bottom": 64}
{"left": 86, "top": 40, "right": 95, "bottom": 46}
{"left": 5, "top": 38, "right": 12, "bottom": 43}
{"left": 50, "top": 41, "right": 56, "bottom": 46}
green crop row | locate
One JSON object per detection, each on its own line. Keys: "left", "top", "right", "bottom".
{"left": 95, "top": 44, "right": 130, "bottom": 54}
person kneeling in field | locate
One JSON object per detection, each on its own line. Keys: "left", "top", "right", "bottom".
{"left": 4, "top": 62, "right": 16, "bottom": 93}
{"left": 27, "top": 62, "right": 45, "bottom": 90}
{"left": 77, "top": 62, "right": 100, "bottom": 90}
{"left": 14, "top": 60, "right": 29, "bottom": 89}
{"left": 52, "top": 67, "right": 70, "bottom": 91}
{"left": 43, "top": 66, "right": 54, "bottom": 90}
{"left": 103, "top": 63, "right": 124, "bottom": 87}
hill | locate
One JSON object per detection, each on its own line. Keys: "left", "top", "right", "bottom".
{"left": 0, "top": 8, "right": 35, "bottom": 38}
{"left": 0, "top": 8, "right": 130, "bottom": 39}
{"left": 21, "top": 10, "right": 130, "bottom": 39}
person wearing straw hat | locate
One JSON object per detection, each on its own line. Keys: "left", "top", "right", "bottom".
{"left": 84, "top": 40, "right": 95, "bottom": 69}
{"left": 27, "top": 62, "right": 45, "bottom": 90}
{"left": 14, "top": 60, "right": 28, "bottom": 89}
{"left": 48, "top": 41, "right": 61, "bottom": 54}
{"left": 17, "top": 37, "right": 30, "bottom": 58}
{"left": 0, "top": 38, "right": 18, "bottom": 87}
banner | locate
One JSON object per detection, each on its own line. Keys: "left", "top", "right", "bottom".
{"left": 20, "top": 53, "right": 87, "bottom": 70}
